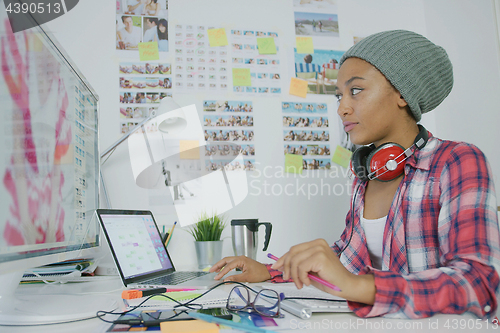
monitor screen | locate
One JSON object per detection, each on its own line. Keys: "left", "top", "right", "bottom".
{"left": 0, "top": 9, "right": 100, "bottom": 275}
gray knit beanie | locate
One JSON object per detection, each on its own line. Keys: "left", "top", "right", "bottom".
{"left": 339, "top": 30, "right": 453, "bottom": 121}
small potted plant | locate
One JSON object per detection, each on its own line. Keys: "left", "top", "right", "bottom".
{"left": 188, "top": 212, "right": 227, "bottom": 269}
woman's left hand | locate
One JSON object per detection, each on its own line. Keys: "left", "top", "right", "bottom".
{"left": 271, "top": 239, "right": 376, "bottom": 304}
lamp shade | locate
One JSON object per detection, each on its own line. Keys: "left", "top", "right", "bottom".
{"left": 156, "top": 97, "right": 187, "bottom": 134}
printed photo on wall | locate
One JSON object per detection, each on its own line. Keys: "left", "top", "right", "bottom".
{"left": 282, "top": 102, "right": 327, "bottom": 114}
{"left": 116, "top": 1, "right": 168, "bottom": 52}
{"left": 284, "top": 130, "right": 329, "bottom": 142}
{"left": 203, "top": 100, "right": 253, "bottom": 113}
{"left": 294, "top": 12, "right": 338, "bottom": 37}
{"left": 204, "top": 115, "right": 253, "bottom": 127}
{"left": 284, "top": 144, "right": 330, "bottom": 156}
{"left": 294, "top": 48, "right": 344, "bottom": 95}
{"left": 293, "top": 0, "right": 337, "bottom": 10}
{"left": 118, "top": 61, "right": 172, "bottom": 134}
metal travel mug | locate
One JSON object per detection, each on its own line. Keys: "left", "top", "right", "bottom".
{"left": 231, "top": 219, "right": 272, "bottom": 260}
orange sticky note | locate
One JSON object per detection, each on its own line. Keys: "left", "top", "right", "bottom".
{"left": 331, "top": 145, "right": 353, "bottom": 168}
{"left": 160, "top": 319, "right": 219, "bottom": 333}
{"left": 257, "top": 37, "right": 277, "bottom": 54}
{"left": 180, "top": 140, "right": 200, "bottom": 159}
{"left": 232, "top": 68, "right": 251, "bottom": 86}
{"left": 138, "top": 42, "right": 159, "bottom": 61}
{"left": 285, "top": 154, "right": 303, "bottom": 174}
{"left": 289, "top": 77, "right": 308, "bottom": 98}
{"left": 296, "top": 37, "right": 314, "bottom": 54}
{"left": 208, "top": 28, "right": 228, "bottom": 47}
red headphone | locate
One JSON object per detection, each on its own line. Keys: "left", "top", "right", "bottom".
{"left": 350, "top": 125, "right": 428, "bottom": 182}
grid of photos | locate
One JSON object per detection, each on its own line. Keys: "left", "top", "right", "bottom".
{"left": 231, "top": 29, "right": 282, "bottom": 95}
{"left": 119, "top": 62, "right": 172, "bottom": 134}
{"left": 116, "top": 0, "right": 169, "bottom": 52}
{"left": 282, "top": 101, "right": 331, "bottom": 170}
{"left": 203, "top": 100, "right": 255, "bottom": 171}
{"left": 173, "top": 24, "right": 229, "bottom": 92}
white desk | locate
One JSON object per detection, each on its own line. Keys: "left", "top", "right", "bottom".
{"left": 2, "top": 278, "right": 496, "bottom": 333}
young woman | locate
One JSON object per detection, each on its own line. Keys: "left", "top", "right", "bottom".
{"left": 142, "top": 0, "right": 160, "bottom": 16}
{"left": 210, "top": 30, "right": 500, "bottom": 319}
{"left": 155, "top": 18, "right": 168, "bottom": 52}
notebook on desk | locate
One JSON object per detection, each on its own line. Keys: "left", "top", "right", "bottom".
{"left": 96, "top": 209, "right": 226, "bottom": 289}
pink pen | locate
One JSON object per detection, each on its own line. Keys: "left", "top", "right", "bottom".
{"left": 267, "top": 253, "right": 341, "bottom": 292}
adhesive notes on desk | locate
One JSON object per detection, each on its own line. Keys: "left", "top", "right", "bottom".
{"left": 125, "top": 289, "right": 228, "bottom": 309}
{"left": 151, "top": 291, "right": 202, "bottom": 302}
{"left": 160, "top": 319, "right": 219, "bottom": 333}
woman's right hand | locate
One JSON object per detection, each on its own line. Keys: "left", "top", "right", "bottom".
{"left": 209, "top": 256, "right": 271, "bottom": 283}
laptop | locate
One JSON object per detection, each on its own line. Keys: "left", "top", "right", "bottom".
{"left": 96, "top": 209, "right": 228, "bottom": 289}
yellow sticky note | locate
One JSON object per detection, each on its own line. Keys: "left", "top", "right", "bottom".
{"left": 289, "top": 77, "right": 308, "bottom": 98}
{"left": 257, "top": 37, "right": 277, "bottom": 54}
{"left": 180, "top": 140, "right": 200, "bottom": 159}
{"left": 331, "top": 145, "right": 353, "bottom": 168}
{"left": 151, "top": 291, "right": 202, "bottom": 302}
{"left": 138, "top": 42, "right": 159, "bottom": 61}
{"left": 285, "top": 154, "right": 303, "bottom": 174}
{"left": 160, "top": 319, "right": 219, "bottom": 333}
{"left": 296, "top": 37, "right": 314, "bottom": 54}
{"left": 208, "top": 28, "right": 228, "bottom": 47}
{"left": 232, "top": 68, "right": 251, "bottom": 86}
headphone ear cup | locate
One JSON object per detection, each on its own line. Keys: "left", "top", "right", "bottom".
{"left": 351, "top": 145, "right": 374, "bottom": 182}
{"left": 366, "top": 142, "right": 405, "bottom": 182}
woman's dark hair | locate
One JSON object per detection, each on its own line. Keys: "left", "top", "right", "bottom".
{"left": 157, "top": 19, "right": 168, "bottom": 40}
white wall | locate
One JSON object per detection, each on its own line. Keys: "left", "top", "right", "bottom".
{"left": 43, "top": 0, "right": 500, "bottom": 268}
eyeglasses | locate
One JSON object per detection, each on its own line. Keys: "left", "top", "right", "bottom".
{"left": 226, "top": 286, "right": 285, "bottom": 318}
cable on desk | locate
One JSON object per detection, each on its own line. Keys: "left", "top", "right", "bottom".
{"left": 96, "top": 280, "right": 349, "bottom": 324}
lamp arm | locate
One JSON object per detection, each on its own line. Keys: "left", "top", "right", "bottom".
{"left": 100, "top": 115, "right": 153, "bottom": 160}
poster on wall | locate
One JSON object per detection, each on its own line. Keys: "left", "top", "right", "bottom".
{"left": 173, "top": 24, "right": 283, "bottom": 95}
{"left": 173, "top": 24, "right": 229, "bottom": 92}
{"left": 119, "top": 62, "right": 172, "bottom": 134}
{"left": 230, "top": 29, "right": 282, "bottom": 95}
{"left": 293, "top": 0, "right": 343, "bottom": 96}
{"left": 282, "top": 101, "right": 331, "bottom": 170}
{"left": 203, "top": 100, "right": 255, "bottom": 171}
{"left": 116, "top": 0, "right": 169, "bottom": 53}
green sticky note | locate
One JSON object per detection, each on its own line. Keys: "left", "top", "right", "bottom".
{"left": 151, "top": 292, "right": 202, "bottom": 302}
{"left": 331, "top": 145, "right": 353, "bottom": 168}
{"left": 138, "top": 42, "right": 159, "bottom": 61}
{"left": 232, "top": 68, "right": 252, "bottom": 86}
{"left": 296, "top": 37, "right": 314, "bottom": 54}
{"left": 208, "top": 28, "right": 228, "bottom": 47}
{"left": 257, "top": 37, "right": 277, "bottom": 54}
{"left": 285, "top": 154, "right": 303, "bottom": 174}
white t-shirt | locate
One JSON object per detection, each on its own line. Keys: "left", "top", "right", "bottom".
{"left": 143, "top": 26, "right": 158, "bottom": 43}
{"left": 119, "top": 26, "right": 142, "bottom": 49}
{"left": 360, "top": 208, "right": 387, "bottom": 270}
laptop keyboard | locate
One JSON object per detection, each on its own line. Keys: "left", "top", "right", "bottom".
{"left": 146, "top": 271, "right": 209, "bottom": 285}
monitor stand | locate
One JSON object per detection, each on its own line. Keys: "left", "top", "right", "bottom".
{"left": 0, "top": 271, "right": 119, "bottom": 326}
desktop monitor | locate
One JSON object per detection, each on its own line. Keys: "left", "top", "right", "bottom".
{"left": 0, "top": 5, "right": 104, "bottom": 325}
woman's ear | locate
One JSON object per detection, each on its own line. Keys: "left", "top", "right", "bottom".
{"left": 397, "top": 94, "right": 408, "bottom": 108}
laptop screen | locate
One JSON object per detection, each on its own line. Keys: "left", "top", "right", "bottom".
{"left": 97, "top": 210, "right": 173, "bottom": 280}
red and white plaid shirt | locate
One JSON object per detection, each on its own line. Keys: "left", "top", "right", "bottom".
{"left": 268, "top": 134, "right": 500, "bottom": 319}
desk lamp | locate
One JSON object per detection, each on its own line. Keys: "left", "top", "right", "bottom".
{"left": 100, "top": 97, "right": 187, "bottom": 207}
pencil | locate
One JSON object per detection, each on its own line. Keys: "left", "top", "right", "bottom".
{"left": 164, "top": 221, "right": 177, "bottom": 248}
